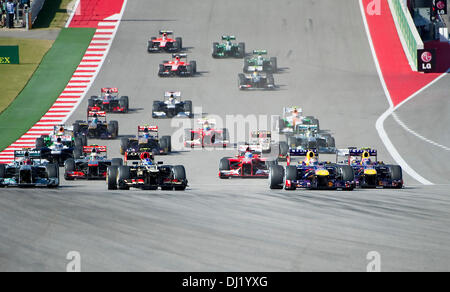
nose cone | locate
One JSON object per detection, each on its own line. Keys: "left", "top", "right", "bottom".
{"left": 364, "top": 169, "right": 377, "bottom": 175}
{"left": 315, "top": 169, "right": 329, "bottom": 176}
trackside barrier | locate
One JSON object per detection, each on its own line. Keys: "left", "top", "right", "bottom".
{"left": 388, "top": 0, "right": 424, "bottom": 71}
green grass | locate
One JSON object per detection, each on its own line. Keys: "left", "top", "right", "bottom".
{"left": 0, "top": 28, "right": 96, "bottom": 151}
{"left": 0, "top": 38, "right": 54, "bottom": 114}
{"left": 33, "top": 0, "right": 73, "bottom": 29}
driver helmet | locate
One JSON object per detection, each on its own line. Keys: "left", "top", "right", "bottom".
{"left": 57, "top": 126, "right": 65, "bottom": 135}
{"left": 143, "top": 158, "right": 153, "bottom": 166}
{"left": 309, "top": 158, "right": 318, "bottom": 166}
{"left": 23, "top": 152, "right": 32, "bottom": 165}
{"left": 162, "top": 33, "right": 167, "bottom": 40}
{"left": 203, "top": 121, "right": 211, "bottom": 131}
{"left": 245, "top": 152, "right": 253, "bottom": 159}
{"left": 350, "top": 156, "right": 358, "bottom": 165}
{"left": 90, "top": 148, "right": 98, "bottom": 159}
{"left": 168, "top": 94, "right": 175, "bottom": 103}
{"left": 361, "top": 158, "right": 372, "bottom": 166}
{"left": 143, "top": 128, "right": 150, "bottom": 139}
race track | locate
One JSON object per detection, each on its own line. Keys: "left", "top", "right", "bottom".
{"left": 1, "top": 0, "right": 449, "bottom": 271}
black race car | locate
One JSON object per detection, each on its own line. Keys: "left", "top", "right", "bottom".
{"left": 88, "top": 88, "right": 129, "bottom": 113}
{"left": 64, "top": 145, "right": 123, "bottom": 180}
{"left": 107, "top": 152, "right": 188, "bottom": 191}
{"left": 120, "top": 126, "right": 171, "bottom": 156}
{"left": 152, "top": 91, "right": 193, "bottom": 118}
{"left": 238, "top": 71, "right": 275, "bottom": 90}
{"left": 73, "top": 111, "right": 119, "bottom": 140}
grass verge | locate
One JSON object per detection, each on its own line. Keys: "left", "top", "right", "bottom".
{"left": 0, "top": 28, "right": 95, "bottom": 151}
{"left": 33, "top": 0, "right": 74, "bottom": 29}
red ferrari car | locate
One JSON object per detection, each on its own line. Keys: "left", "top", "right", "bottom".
{"left": 219, "top": 144, "right": 278, "bottom": 179}
{"left": 148, "top": 30, "right": 183, "bottom": 53}
{"left": 158, "top": 54, "right": 197, "bottom": 77}
{"left": 184, "top": 119, "right": 229, "bottom": 148}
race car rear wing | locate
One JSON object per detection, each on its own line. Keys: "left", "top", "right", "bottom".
{"left": 101, "top": 88, "right": 119, "bottom": 93}
{"left": 253, "top": 50, "right": 268, "bottom": 55}
{"left": 222, "top": 35, "right": 236, "bottom": 41}
{"left": 159, "top": 30, "right": 173, "bottom": 35}
{"left": 14, "top": 150, "right": 42, "bottom": 160}
{"left": 283, "top": 106, "right": 303, "bottom": 117}
{"left": 238, "top": 144, "right": 263, "bottom": 154}
{"left": 164, "top": 91, "right": 181, "bottom": 98}
{"left": 138, "top": 126, "right": 158, "bottom": 133}
{"left": 289, "top": 149, "right": 318, "bottom": 157}
{"left": 83, "top": 145, "right": 107, "bottom": 153}
{"left": 197, "top": 118, "right": 216, "bottom": 126}
{"left": 88, "top": 111, "right": 107, "bottom": 118}
{"left": 336, "top": 148, "right": 378, "bottom": 164}
{"left": 172, "top": 53, "right": 187, "bottom": 58}
{"left": 251, "top": 131, "right": 272, "bottom": 139}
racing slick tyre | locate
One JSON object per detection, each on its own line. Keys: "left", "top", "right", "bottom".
{"left": 107, "top": 166, "right": 119, "bottom": 190}
{"left": 267, "top": 74, "right": 275, "bottom": 88}
{"left": 175, "top": 37, "right": 182, "bottom": 51}
{"left": 184, "top": 129, "right": 193, "bottom": 143}
{"left": 160, "top": 136, "right": 172, "bottom": 153}
{"left": 387, "top": 165, "right": 403, "bottom": 189}
{"left": 221, "top": 128, "right": 229, "bottom": 148}
{"left": 190, "top": 60, "right": 197, "bottom": 74}
{"left": 75, "top": 136, "right": 84, "bottom": 149}
{"left": 64, "top": 159, "right": 76, "bottom": 181}
{"left": 111, "top": 158, "right": 123, "bottom": 167}
{"left": 81, "top": 135, "right": 87, "bottom": 147}
{"left": 35, "top": 137, "right": 45, "bottom": 150}
{"left": 238, "top": 73, "right": 246, "bottom": 90}
{"left": 73, "top": 122, "right": 80, "bottom": 136}
{"left": 0, "top": 164, "right": 6, "bottom": 179}
{"left": 109, "top": 121, "right": 119, "bottom": 138}
{"left": 279, "top": 118, "right": 286, "bottom": 133}
{"left": 119, "top": 96, "right": 129, "bottom": 113}
{"left": 152, "top": 101, "right": 161, "bottom": 118}
{"left": 269, "top": 165, "right": 284, "bottom": 189}
{"left": 158, "top": 64, "right": 165, "bottom": 77}
{"left": 279, "top": 141, "right": 289, "bottom": 158}
{"left": 243, "top": 58, "right": 250, "bottom": 72}
{"left": 270, "top": 57, "right": 278, "bottom": 73}
{"left": 120, "top": 138, "right": 129, "bottom": 155}
{"left": 118, "top": 166, "right": 131, "bottom": 190}
{"left": 238, "top": 42, "right": 245, "bottom": 58}
{"left": 337, "top": 165, "right": 355, "bottom": 191}
{"left": 46, "top": 163, "right": 59, "bottom": 187}
{"left": 212, "top": 42, "right": 219, "bottom": 58}
{"left": 219, "top": 157, "right": 231, "bottom": 179}
{"left": 88, "top": 97, "right": 96, "bottom": 108}
{"left": 184, "top": 100, "right": 193, "bottom": 118}
{"left": 173, "top": 165, "right": 187, "bottom": 191}
{"left": 73, "top": 147, "right": 83, "bottom": 160}
{"left": 285, "top": 166, "right": 298, "bottom": 190}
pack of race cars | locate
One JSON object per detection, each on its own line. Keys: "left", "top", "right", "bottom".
{"left": 0, "top": 31, "right": 404, "bottom": 192}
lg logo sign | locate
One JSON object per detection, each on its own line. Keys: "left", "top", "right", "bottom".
{"left": 433, "top": 0, "right": 448, "bottom": 15}
{"left": 418, "top": 49, "right": 436, "bottom": 73}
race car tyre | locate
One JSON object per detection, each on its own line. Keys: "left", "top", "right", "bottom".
{"left": 73, "top": 146, "right": 83, "bottom": 160}
{"left": 243, "top": 58, "right": 250, "bottom": 72}
{"left": 184, "top": 100, "right": 193, "bottom": 118}
{"left": 388, "top": 165, "right": 403, "bottom": 188}
{"left": 219, "top": 157, "right": 231, "bottom": 179}
{"left": 279, "top": 118, "right": 286, "bottom": 132}
{"left": 111, "top": 158, "right": 123, "bottom": 167}
{"left": 74, "top": 136, "right": 83, "bottom": 149}
{"left": 190, "top": 60, "right": 197, "bottom": 74}
{"left": 120, "top": 138, "right": 129, "bottom": 155}
{"left": 109, "top": 121, "right": 119, "bottom": 138}
{"left": 107, "top": 166, "right": 118, "bottom": 190}
{"left": 285, "top": 166, "right": 298, "bottom": 190}
{"left": 0, "top": 164, "right": 6, "bottom": 178}
{"left": 279, "top": 141, "right": 289, "bottom": 157}
{"left": 238, "top": 42, "right": 245, "bottom": 58}
{"left": 160, "top": 136, "right": 172, "bottom": 153}
{"left": 64, "top": 159, "right": 75, "bottom": 181}
{"left": 118, "top": 166, "right": 131, "bottom": 190}
{"left": 119, "top": 96, "right": 129, "bottom": 113}
{"left": 325, "top": 135, "right": 335, "bottom": 148}
{"left": 173, "top": 165, "right": 187, "bottom": 191}
{"left": 88, "top": 97, "right": 96, "bottom": 108}
{"left": 270, "top": 57, "right": 278, "bottom": 73}
{"left": 337, "top": 165, "right": 355, "bottom": 191}
{"left": 238, "top": 73, "right": 246, "bottom": 89}
{"left": 267, "top": 75, "right": 275, "bottom": 88}
{"left": 46, "top": 163, "right": 59, "bottom": 178}
{"left": 222, "top": 128, "right": 229, "bottom": 144}
{"left": 265, "top": 160, "right": 278, "bottom": 169}
{"left": 35, "top": 137, "right": 45, "bottom": 150}
{"left": 175, "top": 37, "right": 182, "bottom": 50}
{"left": 158, "top": 64, "right": 165, "bottom": 76}
{"left": 269, "top": 165, "right": 284, "bottom": 189}
{"left": 184, "top": 129, "right": 193, "bottom": 143}
{"left": 212, "top": 42, "right": 219, "bottom": 58}
{"left": 73, "top": 123, "right": 80, "bottom": 136}
{"left": 81, "top": 135, "right": 87, "bottom": 147}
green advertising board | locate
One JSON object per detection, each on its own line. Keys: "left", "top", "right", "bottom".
{"left": 0, "top": 46, "right": 20, "bottom": 64}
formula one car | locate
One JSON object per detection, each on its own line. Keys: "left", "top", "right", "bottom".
{"left": 107, "top": 152, "right": 188, "bottom": 191}
{"left": 238, "top": 70, "right": 275, "bottom": 90}
{"left": 285, "top": 124, "right": 336, "bottom": 154}
{"left": 219, "top": 144, "right": 278, "bottom": 179}
{"left": 88, "top": 88, "right": 129, "bottom": 113}
{"left": 34, "top": 125, "right": 87, "bottom": 166}
{"left": 279, "top": 107, "right": 320, "bottom": 133}
{"left": 158, "top": 54, "right": 197, "bottom": 77}
{"left": 212, "top": 36, "right": 245, "bottom": 58}
{"left": 336, "top": 148, "right": 403, "bottom": 189}
{"left": 152, "top": 91, "right": 193, "bottom": 119}
{"left": 120, "top": 125, "right": 171, "bottom": 156}
{"left": 249, "top": 130, "right": 288, "bottom": 157}
{"left": 64, "top": 146, "right": 123, "bottom": 180}
{"left": 148, "top": 30, "right": 182, "bottom": 53}
{"left": 269, "top": 149, "right": 355, "bottom": 191}
{"left": 73, "top": 111, "right": 119, "bottom": 140}
{"left": 0, "top": 150, "right": 59, "bottom": 188}
{"left": 243, "top": 50, "right": 278, "bottom": 73}
{"left": 184, "top": 119, "right": 229, "bottom": 148}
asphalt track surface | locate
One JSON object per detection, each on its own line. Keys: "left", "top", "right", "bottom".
{"left": 0, "top": 0, "right": 449, "bottom": 271}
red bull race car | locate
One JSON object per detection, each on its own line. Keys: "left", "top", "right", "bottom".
{"left": 88, "top": 88, "right": 129, "bottom": 113}
{"left": 64, "top": 146, "right": 123, "bottom": 180}
{"left": 184, "top": 119, "right": 229, "bottom": 148}
{"left": 158, "top": 54, "right": 197, "bottom": 77}
{"left": 219, "top": 144, "right": 278, "bottom": 179}
{"left": 148, "top": 30, "right": 183, "bottom": 53}
{"left": 336, "top": 148, "right": 403, "bottom": 189}
{"left": 269, "top": 149, "right": 355, "bottom": 191}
